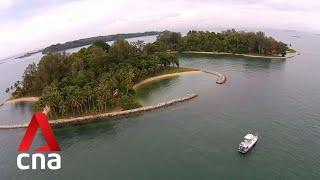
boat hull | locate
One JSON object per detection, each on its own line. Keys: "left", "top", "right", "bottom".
{"left": 237, "top": 136, "right": 258, "bottom": 154}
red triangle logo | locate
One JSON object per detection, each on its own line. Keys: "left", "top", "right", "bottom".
{"left": 18, "top": 113, "right": 61, "bottom": 152}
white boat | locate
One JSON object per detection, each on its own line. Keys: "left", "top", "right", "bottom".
{"left": 237, "top": 133, "right": 258, "bottom": 154}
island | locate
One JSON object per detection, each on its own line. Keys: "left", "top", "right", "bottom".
{"left": 6, "top": 38, "right": 193, "bottom": 120}
{"left": 6, "top": 29, "right": 291, "bottom": 122}
{"left": 151, "top": 29, "right": 295, "bottom": 58}
{"left": 42, "top": 31, "right": 161, "bottom": 54}
{"left": 8, "top": 32, "right": 162, "bottom": 60}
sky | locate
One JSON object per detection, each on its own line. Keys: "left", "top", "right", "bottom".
{"left": 0, "top": 0, "right": 320, "bottom": 59}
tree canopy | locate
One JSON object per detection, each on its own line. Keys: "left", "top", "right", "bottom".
{"left": 9, "top": 39, "right": 179, "bottom": 119}
{"left": 154, "top": 29, "right": 289, "bottom": 56}
{"left": 8, "top": 29, "right": 289, "bottom": 119}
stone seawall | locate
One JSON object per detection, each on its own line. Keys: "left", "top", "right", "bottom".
{"left": 201, "top": 70, "right": 227, "bottom": 84}
{"left": 0, "top": 94, "right": 197, "bottom": 129}
{"left": 133, "top": 68, "right": 226, "bottom": 90}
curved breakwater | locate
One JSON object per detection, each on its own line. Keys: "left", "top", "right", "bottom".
{"left": 0, "top": 93, "right": 197, "bottom": 129}
{"left": 201, "top": 70, "right": 227, "bottom": 84}
{"left": 133, "top": 68, "right": 227, "bottom": 90}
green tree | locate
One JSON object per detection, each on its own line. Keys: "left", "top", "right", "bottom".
{"left": 10, "top": 38, "right": 180, "bottom": 119}
{"left": 92, "top": 40, "right": 110, "bottom": 52}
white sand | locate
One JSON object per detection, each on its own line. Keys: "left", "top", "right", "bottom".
{"left": 5, "top": 97, "right": 39, "bottom": 104}
{"left": 133, "top": 71, "right": 201, "bottom": 90}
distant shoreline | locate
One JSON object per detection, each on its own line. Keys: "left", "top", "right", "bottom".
{"left": 42, "top": 31, "right": 161, "bottom": 54}
{"left": 1, "top": 31, "right": 161, "bottom": 60}
{"left": 179, "top": 51, "right": 298, "bottom": 59}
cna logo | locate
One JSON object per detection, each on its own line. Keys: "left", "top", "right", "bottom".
{"left": 17, "top": 113, "right": 62, "bottom": 170}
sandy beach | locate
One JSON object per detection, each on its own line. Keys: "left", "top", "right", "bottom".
{"left": 133, "top": 70, "right": 202, "bottom": 90}
{"left": 0, "top": 68, "right": 225, "bottom": 128}
{"left": 4, "top": 97, "right": 39, "bottom": 104}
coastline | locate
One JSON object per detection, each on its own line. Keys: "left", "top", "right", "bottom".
{"left": 0, "top": 97, "right": 48, "bottom": 115}
{"left": 179, "top": 51, "right": 298, "bottom": 59}
{"left": 0, "top": 67, "right": 226, "bottom": 129}
{"left": 0, "top": 94, "right": 198, "bottom": 129}
{"left": 133, "top": 70, "right": 202, "bottom": 90}
{"left": 0, "top": 97, "right": 39, "bottom": 108}
{"left": 4, "top": 97, "right": 39, "bottom": 104}
{"left": 133, "top": 67, "right": 227, "bottom": 90}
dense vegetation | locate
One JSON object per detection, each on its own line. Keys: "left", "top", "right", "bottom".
{"left": 7, "top": 29, "right": 291, "bottom": 119}
{"left": 42, "top": 31, "right": 160, "bottom": 54}
{"left": 153, "top": 29, "right": 290, "bottom": 56}
{"left": 7, "top": 39, "right": 180, "bottom": 119}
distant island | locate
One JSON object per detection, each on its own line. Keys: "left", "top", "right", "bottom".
{"left": 13, "top": 29, "right": 295, "bottom": 60}
{"left": 42, "top": 31, "right": 161, "bottom": 54}
{"left": 6, "top": 29, "right": 295, "bottom": 120}
{"left": 152, "top": 29, "right": 294, "bottom": 57}
{"left": 15, "top": 50, "right": 42, "bottom": 59}
{"left": 12, "top": 31, "right": 161, "bottom": 59}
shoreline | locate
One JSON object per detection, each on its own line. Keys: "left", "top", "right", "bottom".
{"left": 0, "top": 68, "right": 226, "bottom": 129}
{"left": 133, "top": 67, "right": 227, "bottom": 90}
{"left": 4, "top": 97, "right": 39, "bottom": 105}
{"left": 0, "top": 94, "right": 197, "bottom": 129}
{"left": 179, "top": 51, "right": 298, "bottom": 59}
{"left": 0, "top": 97, "right": 39, "bottom": 108}
{"left": 201, "top": 69, "right": 227, "bottom": 84}
{"left": 133, "top": 70, "right": 202, "bottom": 90}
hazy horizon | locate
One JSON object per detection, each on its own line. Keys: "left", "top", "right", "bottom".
{"left": 1, "top": 0, "right": 320, "bottom": 59}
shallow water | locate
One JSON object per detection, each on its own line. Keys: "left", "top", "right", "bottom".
{"left": 0, "top": 102, "right": 34, "bottom": 125}
{"left": 1, "top": 31, "right": 320, "bottom": 179}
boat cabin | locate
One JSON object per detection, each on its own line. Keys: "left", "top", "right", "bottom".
{"left": 244, "top": 134, "right": 254, "bottom": 140}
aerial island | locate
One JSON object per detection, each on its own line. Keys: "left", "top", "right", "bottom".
{"left": 6, "top": 29, "right": 294, "bottom": 120}
{"left": 154, "top": 29, "right": 294, "bottom": 58}
{"left": 14, "top": 31, "right": 161, "bottom": 59}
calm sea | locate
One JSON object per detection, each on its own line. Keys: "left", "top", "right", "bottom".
{"left": 1, "top": 30, "right": 320, "bottom": 179}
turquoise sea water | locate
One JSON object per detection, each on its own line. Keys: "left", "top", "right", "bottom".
{"left": 1, "top": 30, "right": 320, "bottom": 179}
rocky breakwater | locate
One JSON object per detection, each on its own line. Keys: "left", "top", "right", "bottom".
{"left": 0, "top": 94, "right": 198, "bottom": 129}
{"left": 201, "top": 70, "right": 227, "bottom": 84}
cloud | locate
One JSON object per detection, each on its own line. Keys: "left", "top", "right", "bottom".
{"left": 0, "top": 0, "right": 319, "bottom": 59}
{"left": 0, "top": 0, "right": 13, "bottom": 10}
